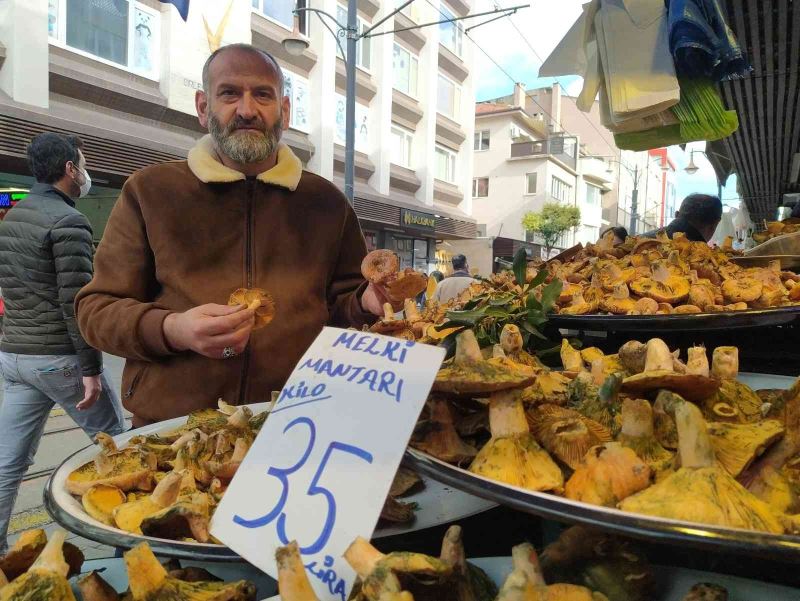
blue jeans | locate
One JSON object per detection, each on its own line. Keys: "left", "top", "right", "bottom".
{"left": 0, "top": 352, "right": 125, "bottom": 553}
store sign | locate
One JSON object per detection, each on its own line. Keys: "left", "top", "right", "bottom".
{"left": 211, "top": 327, "right": 444, "bottom": 600}
{"left": 401, "top": 208, "right": 436, "bottom": 231}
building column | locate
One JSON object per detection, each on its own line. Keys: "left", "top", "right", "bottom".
{"left": 459, "top": 10, "right": 476, "bottom": 217}
{"left": 0, "top": 0, "right": 49, "bottom": 108}
{"left": 368, "top": 4, "right": 394, "bottom": 196}
{"left": 415, "top": 0, "right": 440, "bottom": 208}
{"left": 306, "top": 0, "right": 338, "bottom": 179}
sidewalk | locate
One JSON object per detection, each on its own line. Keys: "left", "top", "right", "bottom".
{"left": 3, "top": 353, "right": 129, "bottom": 559}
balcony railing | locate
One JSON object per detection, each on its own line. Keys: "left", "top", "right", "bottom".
{"left": 510, "top": 136, "right": 578, "bottom": 170}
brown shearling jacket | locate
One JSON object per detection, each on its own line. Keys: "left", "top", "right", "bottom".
{"left": 76, "top": 137, "right": 373, "bottom": 426}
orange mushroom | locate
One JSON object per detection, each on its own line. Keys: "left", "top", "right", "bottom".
{"left": 629, "top": 263, "right": 690, "bottom": 304}
{"left": 361, "top": 249, "right": 399, "bottom": 284}
{"left": 227, "top": 288, "right": 276, "bottom": 330}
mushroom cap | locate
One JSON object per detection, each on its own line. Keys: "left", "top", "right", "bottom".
{"left": 707, "top": 420, "right": 785, "bottom": 477}
{"left": 432, "top": 360, "right": 537, "bottom": 395}
{"left": 361, "top": 249, "right": 400, "bottom": 284}
{"left": 721, "top": 277, "right": 763, "bottom": 303}
{"left": 629, "top": 266, "right": 690, "bottom": 304}
{"left": 386, "top": 268, "right": 428, "bottom": 302}
{"left": 228, "top": 288, "right": 276, "bottom": 330}
{"left": 527, "top": 404, "right": 613, "bottom": 469}
{"left": 621, "top": 371, "right": 720, "bottom": 402}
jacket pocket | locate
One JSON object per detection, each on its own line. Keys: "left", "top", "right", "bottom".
{"left": 122, "top": 361, "right": 149, "bottom": 401}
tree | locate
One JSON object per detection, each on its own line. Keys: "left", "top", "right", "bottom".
{"left": 521, "top": 203, "right": 581, "bottom": 256}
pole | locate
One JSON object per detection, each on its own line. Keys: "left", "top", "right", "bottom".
{"left": 343, "top": 0, "right": 358, "bottom": 205}
{"left": 629, "top": 165, "right": 639, "bottom": 235}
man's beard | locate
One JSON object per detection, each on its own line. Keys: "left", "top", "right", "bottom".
{"left": 208, "top": 110, "right": 284, "bottom": 164}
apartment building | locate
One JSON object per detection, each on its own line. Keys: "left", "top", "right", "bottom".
{"left": 0, "top": 0, "right": 478, "bottom": 269}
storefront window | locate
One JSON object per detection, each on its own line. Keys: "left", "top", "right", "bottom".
{"left": 363, "top": 231, "right": 378, "bottom": 252}
{"left": 390, "top": 236, "right": 430, "bottom": 270}
{"left": 51, "top": 0, "right": 159, "bottom": 78}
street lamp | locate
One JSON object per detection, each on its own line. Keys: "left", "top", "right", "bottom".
{"left": 282, "top": 1, "right": 528, "bottom": 204}
{"left": 684, "top": 149, "right": 724, "bottom": 198}
{"left": 604, "top": 156, "right": 668, "bottom": 235}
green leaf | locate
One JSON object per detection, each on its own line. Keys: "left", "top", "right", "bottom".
{"left": 526, "top": 290, "right": 542, "bottom": 313}
{"left": 521, "top": 321, "right": 548, "bottom": 340}
{"left": 540, "top": 279, "right": 563, "bottom": 313}
{"left": 512, "top": 247, "right": 528, "bottom": 287}
{"left": 485, "top": 307, "right": 511, "bottom": 318}
{"left": 439, "top": 329, "right": 463, "bottom": 360}
{"left": 527, "top": 313, "right": 548, "bottom": 327}
{"left": 489, "top": 294, "right": 516, "bottom": 306}
{"left": 528, "top": 269, "right": 548, "bottom": 288}
{"left": 441, "top": 307, "right": 488, "bottom": 326}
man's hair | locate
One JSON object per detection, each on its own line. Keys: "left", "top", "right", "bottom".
{"left": 452, "top": 254, "right": 467, "bottom": 270}
{"left": 27, "top": 133, "right": 84, "bottom": 184}
{"left": 201, "top": 44, "right": 284, "bottom": 93}
{"left": 678, "top": 194, "right": 723, "bottom": 226}
{"left": 600, "top": 226, "right": 628, "bottom": 240}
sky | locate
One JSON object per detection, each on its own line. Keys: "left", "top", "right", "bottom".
{"left": 467, "top": 0, "right": 740, "bottom": 212}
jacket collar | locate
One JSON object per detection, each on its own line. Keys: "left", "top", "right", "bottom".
{"left": 30, "top": 183, "right": 75, "bottom": 207}
{"left": 187, "top": 134, "right": 302, "bottom": 191}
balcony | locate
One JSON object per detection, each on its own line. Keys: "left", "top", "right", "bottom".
{"left": 510, "top": 136, "right": 578, "bottom": 171}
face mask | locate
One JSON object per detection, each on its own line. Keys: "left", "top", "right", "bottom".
{"left": 74, "top": 166, "right": 92, "bottom": 198}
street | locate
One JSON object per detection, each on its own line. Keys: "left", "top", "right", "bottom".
{"left": 2, "top": 353, "right": 128, "bottom": 558}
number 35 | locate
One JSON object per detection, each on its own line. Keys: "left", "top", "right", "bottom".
{"left": 233, "top": 416, "right": 373, "bottom": 555}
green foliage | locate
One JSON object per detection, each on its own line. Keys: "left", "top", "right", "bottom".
{"left": 437, "top": 251, "right": 563, "bottom": 356}
{"left": 521, "top": 203, "right": 581, "bottom": 253}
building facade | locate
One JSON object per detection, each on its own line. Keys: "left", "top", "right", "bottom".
{"left": 0, "top": 0, "right": 478, "bottom": 270}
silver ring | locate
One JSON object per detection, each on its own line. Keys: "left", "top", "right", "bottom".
{"left": 222, "top": 346, "right": 237, "bottom": 359}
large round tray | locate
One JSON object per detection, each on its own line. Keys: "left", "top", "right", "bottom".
{"left": 45, "top": 405, "right": 494, "bottom": 560}
{"left": 548, "top": 306, "right": 800, "bottom": 332}
{"left": 407, "top": 373, "right": 800, "bottom": 560}
{"left": 261, "top": 558, "right": 800, "bottom": 600}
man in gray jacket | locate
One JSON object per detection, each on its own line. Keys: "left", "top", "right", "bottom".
{"left": 0, "top": 133, "right": 124, "bottom": 553}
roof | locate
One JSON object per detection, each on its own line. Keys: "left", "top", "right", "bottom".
{"left": 475, "top": 102, "right": 516, "bottom": 115}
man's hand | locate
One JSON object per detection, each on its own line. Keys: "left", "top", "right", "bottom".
{"left": 163, "top": 304, "right": 256, "bottom": 359}
{"left": 361, "top": 282, "right": 403, "bottom": 316}
{"left": 77, "top": 375, "right": 102, "bottom": 411}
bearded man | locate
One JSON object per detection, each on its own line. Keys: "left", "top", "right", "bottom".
{"left": 76, "top": 44, "right": 390, "bottom": 426}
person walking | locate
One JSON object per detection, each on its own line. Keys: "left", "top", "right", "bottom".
{"left": 432, "top": 255, "right": 476, "bottom": 304}
{"left": 0, "top": 133, "right": 125, "bottom": 554}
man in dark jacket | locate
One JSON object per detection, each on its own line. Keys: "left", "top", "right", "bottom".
{"left": 642, "top": 193, "right": 722, "bottom": 242}
{"left": 0, "top": 133, "right": 124, "bottom": 553}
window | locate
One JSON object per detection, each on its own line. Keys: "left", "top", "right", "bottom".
{"left": 396, "top": 0, "right": 422, "bottom": 22}
{"left": 510, "top": 124, "right": 521, "bottom": 139}
{"left": 474, "top": 130, "right": 490, "bottom": 151}
{"left": 336, "top": 5, "right": 371, "bottom": 70}
{"left": 472, "top": 177, "right": 489, "bottom": 198}
{"left": 437, "top": 74, "right": 461, "bottom": 119}
{"left": 390, "top": 125, "right": 414, "bottom": 168}
{"left": 525, "top": 173, "right": 538, "bottom": 194}
{"left": 49, "top": 0, "right": 160, "bottom": 78}
{"left": 585, "top": 183, "right": 601, "bottom": 206}
{"left": 393, "top": 43, "right": 418, "bottom": 97}
{"left": 551, "top": 176, "right": 574, "bottom": 203}
{"left": 252, "top": 0, "right": 309, "bottom": 35}
{"left": 435, "top": 145, "right": 457, "bottom": 183}
{"left": 283, "top": 70, "right": 310, "bottom": 133}
{"left": 334, "top": 94, "right": 369, "bottom": 151}
{"left": 439, "top": 4, "right": 463, "bottom": 56}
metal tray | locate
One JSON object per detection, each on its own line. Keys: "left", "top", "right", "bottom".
{"left": 548, "top": 305, "right": 800, "bottom": 332}
{"left": 45, "top": 405, "right": 494, "bottom": 560}
{"left": 406, "top": 373, "right": 800, "bottom": 561}
{"left": 730, "top": 254, "right": 800, "bottom": 271}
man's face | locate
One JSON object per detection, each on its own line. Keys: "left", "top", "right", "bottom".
{"left": 66, "top": 149, "right": 87, "bottom": 197}
{"left": 196, "top": 49, "right": 290, "bottom": 165}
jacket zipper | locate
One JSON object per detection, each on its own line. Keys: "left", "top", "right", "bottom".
{"left": 238, "top": 179, "right": 256, "bottom": 404}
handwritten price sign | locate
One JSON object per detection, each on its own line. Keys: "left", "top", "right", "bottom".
{"left": 211, "top": 327, "right": 444, "bottom": 600}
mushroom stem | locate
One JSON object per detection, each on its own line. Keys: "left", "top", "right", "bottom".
{"left": 227, "top": 406, "right": 253, "bottom": 429}
{"left": 590, "top": 358, "right": 605, "bottom": 385}
{"left": 711, "top": 347, "right": 739, "bottom": 380}
{"left": 489, "top": 390, "right": 529, "bottom": 438}
{"left": 510, "top": 542, "right": 546, "bottom": 587}
{"left": 383, "top": 302, "right": 395, "bottom": 321}
{"left": 343, "top": 536, "right": 385, "bottom": 578}
{"left": 0, "top": 567, "right": 8, "bottom": 589}
{"left": 150, "top": 471, "right": 183, "bottom": 507}
{"left": 686, "top": 347, "right": 710, "bottom": 377}
{"left": 621, "top": 399, "right": 655, "bottom": 438}
{"left": 675, "top": 402, "right": 716, "bottom": 469}
{"left": 454, "top": 330, "right": 483, "bottom": 365}
{"left": 31, "top": 530, "right": 70, "bottom": 577}
{"left": 492, "top": 344, "right": 507, "bottom": 359}
{"left": 404, "top": 299, "right": 421, "bottom": 323}
{"left": 643, "top": 338, "right": 673, "bottom": 372}
{"left": 500, "top": 325, "right": 524, "bottom": 354}
{"left": 230, "top": 438, "right": 249, "bottom": 463}
{"left": 276, "top": 542, "right": 319, "bottom": 601}
{"left": 439, "top": 525, "right": 466, "bottom": 570}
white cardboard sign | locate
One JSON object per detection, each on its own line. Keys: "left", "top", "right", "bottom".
{"left": 211, "top": 327, "right": 445, "bottom": 600}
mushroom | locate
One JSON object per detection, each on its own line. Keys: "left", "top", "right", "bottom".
{"left": 621, "top": 339, "right": 720, "bottom": 402}
{"left": 618, "top": 340, "right": 647, "bottom": 374}
{"left": 629, "top": 263, "right": 690, "bottom": 305}
{"left": 634, "top": 297, "right": 659, "bottom": 315}
{"left": 410, "top": 397, "right": 477, "bottom": 465}
{"left": 559, "top": 292, "right": 597, "bottom": 315}
{"left": 111, "top": 471, "right": 183, "bottom": 535}
{"left": 0, "top": 532, "right": 73, "bottom": 601}
{"left": 370, "top": 303, "right": 412, "bottom": 338}
{"left": 527, "top": 404, "right": 613, "bottom": 469}
{"left": 706, "top": 420, "right": 785, "bottom": 477}
{"left": 616, "top": 398, "right": 674, "bottom": 476}
{"left": 404, "top": 298, "right": 432, "bottom": 338}
{"left": 81, "top": 484, "right": 127, "bottom": 526}
{"left": 361, "top": 249, "right": 399, "bottom": 285}
{"left": 721, "top": 277, "right": 763, "bottom": 304}
{"left": 227, "top": 288, "right": 275, "bottom": 330}
{"left": 565, "top": 442, "right": 651, "bottom": 507}
{"left": 140, "top": 492, "right": 213, "bottom": 543}
{"left": 276, "top": 542, "right": 319, "bottom": 601}
{"left": 560, "top": 339, "right": 585, "bottom": 373}
{"left": 601, "top": 283, "right": 637, "bottom": 315}
{"left": 67, "top": 435, "right": 156, "bottom": 496}
{"left": 502, "top": 542, "right": 600, "bottom": 601}
{"left": 619, "top": 402, "right": 784, "bottom": 534}
{"left": 386, "top": 268, "right": 428, "bottom": 303}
